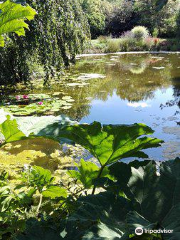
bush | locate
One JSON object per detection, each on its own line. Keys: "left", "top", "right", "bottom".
{"left": 97, "top": 35, "right": 110, "bottom": 44}
{"left": 119, "top": 31, "right": 135, "bottom": 51}
{"left": 131, "top": 26, "right": 149, "bottom": 41}
{"left": 105, "top": 38, "right": 121, "bottom": 53}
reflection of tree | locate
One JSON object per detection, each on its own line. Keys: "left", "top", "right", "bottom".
{"left": 160, "top": 77, "right": 180, "bottom": 114}
{"left": 64, "top": 104, "right": 91, "bottom": 122}
{"left": 3, "top": 54, "right": 176, "bottom": 121}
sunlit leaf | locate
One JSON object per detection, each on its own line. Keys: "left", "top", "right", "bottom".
{"left": 0, "top": 115, "right": 27, "bottom": 143}
{"left": 42, "top": 186, "right": 67, "bottom": 199}
{"left": 68, "top": 159, "right": 110, "bottom": 189}
{"left": 0, "top": 0, "right": 36, "bottom": 47}
{"left": 58, "top": 122, "right": 163, "bottom": 166}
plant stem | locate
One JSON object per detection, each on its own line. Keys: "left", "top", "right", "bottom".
{"left": 92, "top": 165, "right": 105, "bottom": 195}
{"left": 37, "top": 193, "right": 43, "bottom": 214}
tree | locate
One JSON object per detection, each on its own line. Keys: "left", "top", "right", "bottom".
{"left": 0, "top": 0, "right": 90, "bottom": 84}
{"left": 79, "top": 0, "right": 106, "bottom": 38}
{"left": 134, "top": 0, "right": 179, "bottom": 37}
{"left": 105, "top": 0, "right": 135, "bottom": 36}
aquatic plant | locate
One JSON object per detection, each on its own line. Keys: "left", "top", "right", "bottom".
{"left": 2, "top": 94, "right": 75, "bottom": 116}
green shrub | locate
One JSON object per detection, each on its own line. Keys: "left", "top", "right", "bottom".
{"left": 97, "top": 35, "right": 110, "bottom": 44}
{"left": 105, "top": 38, "right": 121, "bottom": 53}
{"left": 131, "top": 26, "right": 149, "bottom": 41}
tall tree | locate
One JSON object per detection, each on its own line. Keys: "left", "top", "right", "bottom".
{"left": 79, "top": 0, "right": 106, "bottom": 38}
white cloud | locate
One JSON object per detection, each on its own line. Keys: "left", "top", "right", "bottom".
{"left": 127, "top": 102, "right": 151, "bottom": 108}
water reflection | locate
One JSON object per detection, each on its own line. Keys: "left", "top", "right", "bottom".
{"left": 69, "top": 54, "right": 180, "bottom": 160}
{"left": 1, "top": 53, "right": 180, "bottom": 161}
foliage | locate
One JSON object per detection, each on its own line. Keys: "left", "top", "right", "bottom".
{"left": 131, "top": 26, "right": 149, "bottom": 41}
{"left": 79, "top": 0, "right": 106, "bottom": 38}
{"left": 105, "top": 38, "right": 121, "bottom": 52}
{"left": 0, "top": 0, "right": 90, "bottom": 84}
{"left": 3, "top": 94, "right": 75, "bottom": 116}
{"left": 22, "top": 166, "right": 67, "bottom": 199}
{"left": 105, "top": 0, "right": 135, "bottom": 36}
{"left": 88, "top": 33, "right": 173, "bottom": 53}
{"left": 0, "top": 0, "right": 36, "bottom": 47}
{"left": 68, "top": 159, "right": 111, "bottom": 189}
{"left": 1, "top": 117, "right": 179, "bottom": 240}
{"left": 62, "top": 158, "right": 180, "bottom": 240}
{"left": 0, "top": 165, "right": 68, "bottom": 238}
{"left": 133, "top": 0, "right": 179, "bottom": 37}
{"left": 0, "top": 115, "right": 27, "bottom": 144}
{"left": 57, "top": 121, "right": 163, "bottom": 167}
{"left": 1, "top": 157, "right": 180, "bottom": 239}
{"left": 95, "top": 0, "right": 179, "bottom": 38}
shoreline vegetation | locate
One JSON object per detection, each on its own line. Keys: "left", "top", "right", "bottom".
{"left": 84, "top": 35, "right": 180, "bottom": 54}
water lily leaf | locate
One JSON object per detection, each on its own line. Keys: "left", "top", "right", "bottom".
{"left": 77, "top": 73, "right": 106, "bottom": 81}
{"left": 58, "top": 122, "right": 163, "bottom": 166}
{"left": 67, "top": 83, "right": 81, "bottom": 87}
{"left": 62, "top": 96, "right": 73, "bottom": 101}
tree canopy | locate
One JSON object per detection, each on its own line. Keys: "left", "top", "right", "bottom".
{"left": 0, "top": 0, "right": 90, "bottom": 84}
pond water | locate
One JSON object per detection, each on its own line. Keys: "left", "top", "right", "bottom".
{"left": 72, "top": 53, "right": 180, "bottom": 160}
{"left": 1, "top": 53, "right": 180, "bottom": 168}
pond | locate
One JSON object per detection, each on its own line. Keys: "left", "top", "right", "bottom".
{"left": 0, "top": 53, "right": 180, "bottom": 170}
{"left": 73, "top": 53, "right": 180, "bottom": 161}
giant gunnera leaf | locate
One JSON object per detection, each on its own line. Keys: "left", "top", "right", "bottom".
{"left": 0, "top": 115, "right": 27, "bottom": 144}
{"left": 109, "top": 158, "right": 180, "bottom": 239}
{"left": 0, "top": 0, "right": 36, "bottom": 47}
{"left": 58, "top": 122, "right": 163, "bottom": 166}
{"left": 62, "top": 191, "right": 132, "bottom": 240}
{"left": 61, "top": 159, "right": 180, "bottom": 240}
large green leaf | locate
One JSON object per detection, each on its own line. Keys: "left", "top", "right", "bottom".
{"left": 17, "top": 114, "right": 77, "bottom": 143}
{"left": 58, "top": 122, "right": 163, "bottom": 166}
{"left": 0, "top": 115, "right": 27, "bottom": 143}
{"left": 110, "top": 158, "right": 180, "bottom": 239}
{"left": 68, "top": 159, "right": 100, "bottom": 189}
{"left": 63, "top": 159, "right": 180, "bottom": 239}
{"left": 0, "top": 114, "right": 77, "bottom": 145}
{"left": 0, "top": 0, "right": 36, "bottom": 47}
{"left": 68, "top": 159, "right": 110, "bottom": 189}
{"left": 63, "top": 192, "right": 132, "bottom": 240}
{"left": 17, "top": 218, "right": 63, "bottom": 240}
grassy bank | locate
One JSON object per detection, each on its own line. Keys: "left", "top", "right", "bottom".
{"left": 85, "top": 37, "right": 180, "bottom": 54}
